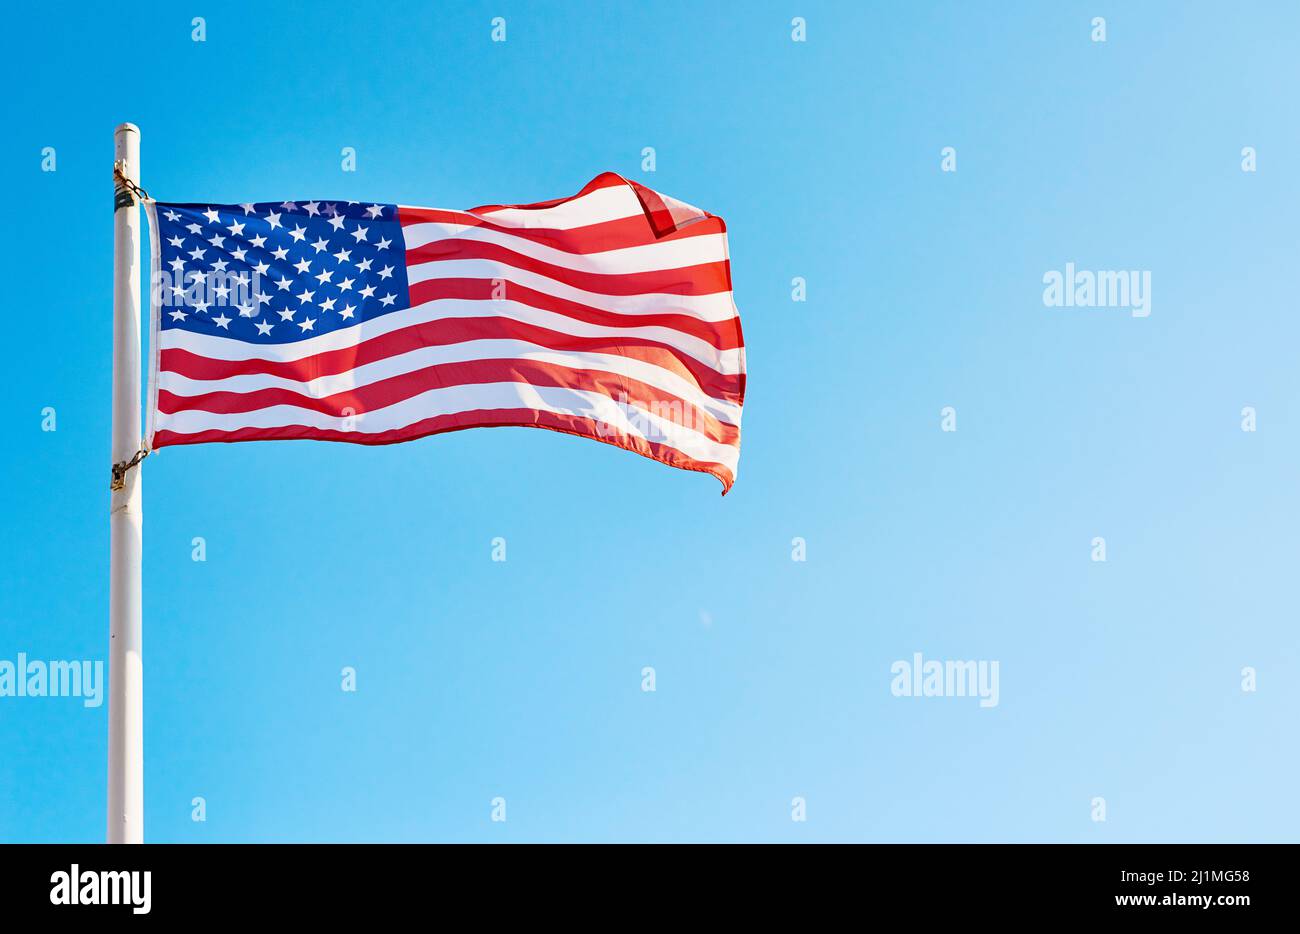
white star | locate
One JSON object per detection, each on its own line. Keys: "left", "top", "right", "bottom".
{"left": 311, "top": 237, "right": 329, "bottom": 253}
{"left": 249, "top": 234, "right": 267, "bottom": 248}
{"left": 339, "top": 304, "right": 356, "bottom": 320}
{"left": 188, "top": 246, "right": 207, "bottom": 260}
{"left": 298, "top": 317, "right": 316, "bottom": 332}
{"left": 237, "top": 302, "right": 256, "bottom": 317}
{"left": 163, "top": 209, "right": 180, "bottom": 222}
{"left": 193, "top": 298, "right": 210, "bottom": 314}
{"left": 314, "top": 269, "right": 334, "bottom": 284}
{"left": 277, "top": 307, "right": 296, "bottom": 321}
{"left": 211, "top": 259, "right": 229, "bottom": 272}
{"left": 379, "top": 293, "right": 396, "bottom": 307}
{"left": 271, "top": 245, "right": 289, "bottom": 261}
{"left": 203, "top": 207, "right": 220, "bottom": 223}
{"left": 254, "top": 320, "right": 273, "bottom": 335}
{"left": 167, "top": 235, "right": 184, "bottom": 248}
{"left": 168, "top": 257, "right": 185, "bottom": 272}
{"left": 186, "top": 223, "right": 203, "bottom": 235}
{"left": 375, "top": 236, "right": 392, "bottom": 250}
{"left": 356, "top": 257, "right": 373, "bottom": 272}
{"left": 365, "top": 204, "right": 384, "bottom": 218}
{"left": 231, "top": 247, "right": 247, "bottom": 262}
{"left": 212, "top": 313, "right": 231, "bottom": 329}
{"left": 208, "top": 233, "right": 226, "bottom": 248}
{"left": 359, "top": 284, "right": 376, "bottom": 299}
{"left": 266, "top": 211, "right": 282, "bottom": 230}
{"left": 240, "top": 203, "right": 256, "bottom": 215}
{"left": 253, "top": 261, "right": 270, "bottom": 276}
{"left": 350, "top": 224, "right": 370, "bottom": 242}
{"left": 328, "top": 214, "right": 346, "bottom": 231}
{"left": 227, "top": 220, "right": 245, "bottom": 236}
{"left": 378, "top": 265, "right": 394, "bottom": 280}
{"left": 296, "top": 288, "right": 315, "bottom": 304}
{"left": 275, "top": 277, "right": 292, "bottom": 291}
{"left": 169, "top": 309, "right": 188, "bottom": 321}
{"left": 333, "top": 248, "right": 352, "bottom": 264}
{"left": 288, "top": 225, "right": 308, "bottom": 242}
{"left": 256, "top": 292, "right": 272, "bottom": 306}
{"left": 320, "top": 297, "right": 337, "bottom": 312}
{"left": 338, "top": 277, "right": 355, "bottom": 292}
{"left": 303, "top": 201, "right": 321, "bottom": 216}
{"left": 293, "top": 257, "right": 312, "bottom": 274}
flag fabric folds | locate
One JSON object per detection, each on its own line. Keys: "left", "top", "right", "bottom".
{"left": 145, "top": 174, "right": 746, "bottom": 491}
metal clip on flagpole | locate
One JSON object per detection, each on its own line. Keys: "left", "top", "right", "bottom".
{"left": 109, "top": 123, "right": 145, "bottom": 844}
{"left": 113, "top": 162, "right": 151, "bottom": 208}
{"left": 110, "top": 447, "right": 149, "bottom": 492}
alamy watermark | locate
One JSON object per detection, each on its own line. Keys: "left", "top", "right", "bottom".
{"left": 50, "top": 865, "right": 151, "bottom": 914}
{"left": 590, "top": 392, "right": 713, "bottom": 440}
{"left": 0, "top": 652, "right": 104, "bottom": 707}
{"left": 890, "top": 652, "right": 1000, "bottom": 708}
{"left": 151, "top": 267, "right": 265, "bottom": 318}
{"left": 1043, "top": 263, "right": 1150, "bottom": 318}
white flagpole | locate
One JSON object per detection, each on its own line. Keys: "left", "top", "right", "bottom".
{"left": 108, "top": 122, "right": 144, "bottom": 844}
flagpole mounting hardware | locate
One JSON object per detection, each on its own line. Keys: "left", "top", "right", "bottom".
{"left": 111, "top": 447, "right": 150, "bottom": 492}
{"left": 113, "top": 161, "right": 151, "bottom": 206}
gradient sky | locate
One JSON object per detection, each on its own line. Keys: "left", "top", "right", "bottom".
{"left": 2, "top": 1, "right": 1297, "bottom": 842}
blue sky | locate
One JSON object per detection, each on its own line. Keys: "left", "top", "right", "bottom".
{"left": 2, "top": 0, "right": 1298, "bottom": 842}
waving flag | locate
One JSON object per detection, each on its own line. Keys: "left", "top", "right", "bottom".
{"left": 145, "top": 174, "right": 745, "bottom": 491}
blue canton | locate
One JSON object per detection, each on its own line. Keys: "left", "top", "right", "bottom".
{"left": 153, "top": 200, "right": 409, "bottom": 343}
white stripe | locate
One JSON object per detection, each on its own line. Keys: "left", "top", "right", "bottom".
{"left": 469, "top": 183, "right": 642, "bottom": 229}
{"left": 155, "top": 382, "right": 740, "bottom": 471}
{"left": 159, "top": 336, "right": 742, "bottom": 428}
{"left": 406, "top": 259, "right": 736, "bottom": 321}
{"left": 400, "top": 184, "right": 642, "bottom": 231}
{"left": 160, "top": 298, "right": 744, "bottom": 376}
{"left": 402, "top": 222, "right": 728, "bottom": 275}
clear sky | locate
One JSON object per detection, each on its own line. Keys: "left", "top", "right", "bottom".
{"left": 2, "top": 1, "right": 1297, "bottom": 842}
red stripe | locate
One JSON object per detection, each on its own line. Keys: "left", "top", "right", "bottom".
{"left": 406, "top": 239, "right": 730, "bottom": 297}
{"left": 407, "top": 277, "right": 742, "bottom": 350}
{"left": 627, "top": 179, "right": 689, "bottom": 238}
{"left": 152, "top": 406, "right": 735, "bottom": 493}
{"left": 158, "top": 355, "right": 740, "bottom": 446}
{"left": 161, "top": 316, "right": 743, "bottom": 404}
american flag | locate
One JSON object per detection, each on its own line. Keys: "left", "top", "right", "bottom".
{"left": 146, "top": 174, "right": 745, "bottom": 491}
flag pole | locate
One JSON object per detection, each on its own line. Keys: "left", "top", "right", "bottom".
{"left": 108, "top": 122, "right": 144, "bottom": 844}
